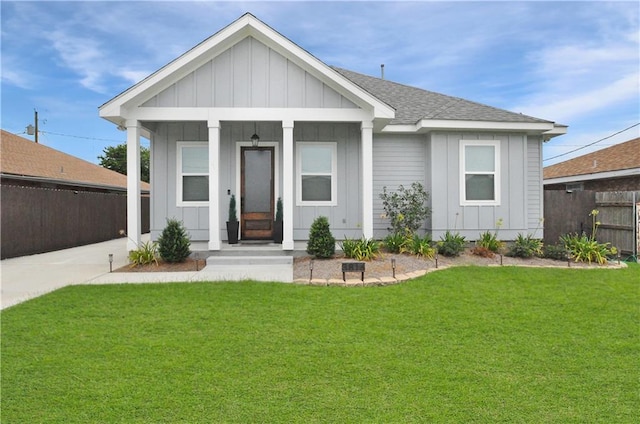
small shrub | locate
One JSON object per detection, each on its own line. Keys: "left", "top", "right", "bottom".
{"left": 128, "top": 241, "right": 158, "bottom": 267}
{"left": 471, "top": 246, "right": 495, "bottom": 258}
{"left": 476, "top": 230, "right": 503, "bottom": 253}
{"left": 508, "top": 233, "right": 543, "bottom": 258}
{"left": 560, "top": 209, "right": 617, "bottom": 265}
{"left": 340, "top": 237, "right": 380, "bottom": 261}
{"left": 158, "top": 218, "right": 191, "bottom": 263}
{"left": 275, "top": 197, "right": 283, "bottom": 221}
{"left": 379, "top": 182, "right": 431, "bottom": 235}
{"left": 401, "top": 232, "right": 436, "bottom": 259}
{"left": 561, "top": 233, "right": 616, "bottom": 265}
{"left": 306, "top": 216, "right": 335, "bottom": 259}
{"left": 437, "top": 231, "right": 466, "bottom": 257}
{"left": 383, "top": 233, "right": 405, "bottom": 254}
{"left": 228, "top": 195, "right": 238, "bottom": 222}
{"left": 543, "top": 243, "right": 568, "bottom": 261}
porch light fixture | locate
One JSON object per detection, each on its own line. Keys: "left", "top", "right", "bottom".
{"left": 251, "top": 122, "right": 260, "bottom": 147}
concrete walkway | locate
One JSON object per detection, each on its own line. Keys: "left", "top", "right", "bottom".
{"left": 1, "top": 238, "right": 130, "bottom": 310}
{"left": 1, "top": 238, "right": 295, "bottom": 310}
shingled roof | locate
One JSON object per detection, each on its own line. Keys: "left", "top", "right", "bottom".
{"left": 332, "top": 67, "right": 553, "bottom": 126}
{"left": 544, "top": 137, "right": 640, "bottom": 180}
{"left": 0, "top": 130, "right": 150, "bottom": 191}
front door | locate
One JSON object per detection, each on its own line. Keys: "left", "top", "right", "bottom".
{"left": 241, "top": 147, "right": 274, "bottom": 240}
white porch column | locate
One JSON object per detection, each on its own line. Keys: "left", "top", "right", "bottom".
{"left": 126, "top": 121, "right": 142, "bottom": 251}
{"left": 361, "top": 121, "right": 374, "bottom": 239}
{"left": 208, "top": 120, "right": 221, "bottom": 250}
{"left": 282, "top": 120, "right": 295, "bottom": 250}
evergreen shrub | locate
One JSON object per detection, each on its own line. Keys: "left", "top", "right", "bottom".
{"left": 158, "top": 218, "right": 191, "bottom": 263}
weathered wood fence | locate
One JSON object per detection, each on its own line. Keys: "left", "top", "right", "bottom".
{"left": 1, "top": 185, "right": 150, "bottom": 259}
{"left": 595, "top": 191, "right": 639, "bottom": 258}
{"left": 544, "top": 190, "right": 639, "bottom": 257}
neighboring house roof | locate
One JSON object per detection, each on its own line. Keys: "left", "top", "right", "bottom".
{"left": 332, "top": 67, "right": 551, "bottom": 126}
{"left": 0, "top": 130, "right": 150, "bottom": 192}
{"left": 543, "top": 137, "right": 640, "bottom": 184}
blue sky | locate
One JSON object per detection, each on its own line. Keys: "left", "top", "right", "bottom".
{"left": 2, "top": 0, "right": 638, "bottom": 166}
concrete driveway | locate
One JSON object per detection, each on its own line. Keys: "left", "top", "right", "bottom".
{"left": 1, "top": 238, "right": 130, "bottom": 310}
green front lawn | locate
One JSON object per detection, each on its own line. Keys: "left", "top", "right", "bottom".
{"left": 2, "top": 266, "right": 638, "bottom": 423}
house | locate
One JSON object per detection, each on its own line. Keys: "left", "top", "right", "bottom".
{"left": 543, "top": 137, "right": 640, "bottom": 191}
{"left": 99, "top": 13, "right": 566, "bottom": 252}
{"left": 0, "top": 130, "right": 150, "bottom": 258}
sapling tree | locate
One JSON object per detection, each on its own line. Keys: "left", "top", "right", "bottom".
{"left": 380, "top": 182, "right": 431, "bottom": 235}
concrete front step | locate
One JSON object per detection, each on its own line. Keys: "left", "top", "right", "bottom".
{"left": 201, "top": 256, "right": 293, "bottom": 282}
{"left": 206, "top": 256, "right": 293, "bottom": 266}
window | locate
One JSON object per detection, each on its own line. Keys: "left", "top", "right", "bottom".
{"left": 460, "top": 140, "right": 500, "bottom": 205}
{"left": 177, "top": 142, "right": 209, "bottom": 206}
{"left": 297, "top": 142, "right": 337, "bottom": 205}
{"left": 565, "top": 182, "right": 584, "bottom": 192}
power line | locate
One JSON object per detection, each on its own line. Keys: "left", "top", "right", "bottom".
{"left": 40, "top": 130, "right": 125, "bottom": 143}
{"left": 544, "top": 122, "right": 640, "bottom": 162}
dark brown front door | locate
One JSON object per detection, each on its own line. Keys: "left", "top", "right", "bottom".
{"left": 241, "top": 147, "right": 274, "bottom": 240}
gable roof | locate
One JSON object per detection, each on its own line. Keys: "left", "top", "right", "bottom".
{"left": 100, "top": 13, "right": 394, "bottom": 124}
{"left": 0, "top": 130, "right": 150, "bottom": 192}
{"left": 543, "top": 137, "right": 640, "bottom": 182}
{"left": 100, "top": 13, "right": 565, "bottom": 138}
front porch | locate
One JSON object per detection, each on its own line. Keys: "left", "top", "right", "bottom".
{"left": 189, "top": 240, "right": 311, "bottom": 257}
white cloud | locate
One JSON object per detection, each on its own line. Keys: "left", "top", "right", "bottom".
{"left": 46, "top": 30, "right": 109, "bottom": 93}
{"left": 517, "top": 72, "right": 640, "bottom": 123}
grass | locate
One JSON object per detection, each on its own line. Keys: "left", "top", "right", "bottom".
{"left": 2, "top": 265, "right": 638, "bottom": 423}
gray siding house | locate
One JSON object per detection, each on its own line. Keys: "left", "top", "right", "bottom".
{"left": 100, "top": 13, "right": 566, "bottom": 251}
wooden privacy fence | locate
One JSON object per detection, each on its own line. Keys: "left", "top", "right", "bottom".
{"left": 543, "top": 190, "right": 597, "bottom": 245}
{"left": 544, "top": 190, "right": 639, "bottom": 257}
{"left": 595, "top": 191, "right": 639, "bottom": 258}
{"left": 1, "top": 185, "right": 150, "bottom": 259}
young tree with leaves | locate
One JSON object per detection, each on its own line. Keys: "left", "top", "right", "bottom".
{"left": 98, "top": 143, "right": 150, "bottom": 183}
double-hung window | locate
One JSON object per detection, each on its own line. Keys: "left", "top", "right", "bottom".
{"left": 297, "top": 142, "right": 337, "bottom": 206}
{"left": 177, "top": 142, "right": 209, "bottom": 206}
{"left": 460, "top": 140, "right": 500, "bottom": 205}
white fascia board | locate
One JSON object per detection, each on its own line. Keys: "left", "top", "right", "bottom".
{"left": 380, "top": 119, "right": 557, "bottom": 134}
{"left": 127, "top": 106, "right": 374, "bottom": 122}
{"left": 418, "top": 119, "right": 555, "bottom": 132}
{"left": 543, "top": 167, "right": 640, "bottom": 185}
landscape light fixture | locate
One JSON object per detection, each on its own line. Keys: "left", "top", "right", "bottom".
{"left": 391, "top": 258, "right": 396, "bottom": 279}
{"left": 309, "top": 259, "right": 314, "bottom": 281}
{"left": 108, "top": 253, "right": 113, "bottom": 272}
{"left": 251, "top": 122, "right": 260, "bottom": 147}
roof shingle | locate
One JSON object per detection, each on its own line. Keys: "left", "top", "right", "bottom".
{"left": 332, "top": 67, "right": 553, "bottom": 125}
{"left": 543, "top": 137, "right": 640, "bottom": 179}
{"left": 0, "top": 130, "right": 150, "bottom": 191}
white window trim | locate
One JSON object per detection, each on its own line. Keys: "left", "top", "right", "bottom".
{"left": 459, "top": 139, "right": 501, "bottom": 206}
{"left": 296, "top": 142, "right": 338, "bottom": 206}
{"left": 177, "top": 141, "right": 209, "bottom": 207}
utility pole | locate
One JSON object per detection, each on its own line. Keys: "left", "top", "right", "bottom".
{"left": 25, "top": 109, "right": 39, "bottom": 143}
{"left": 34, "top": 110, "right": 38, "bottom": 143}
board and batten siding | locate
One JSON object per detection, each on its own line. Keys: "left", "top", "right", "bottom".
{"left": 142, "top": 37, "right": 358, "bottom": 110}
{"left": 150, "top": 122, "right": 212, "bottom": 241}
{"left": 372, "top": 134, "right": 428, "bottom": 239}
{"left": 150, "top": 121, "right": 360, "bottom": 242}
{"left": 429, "top": 132, "right": 532, "bottom": 240}
{"left": 293, "top": 123, "right": 362, "bottom": 240}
